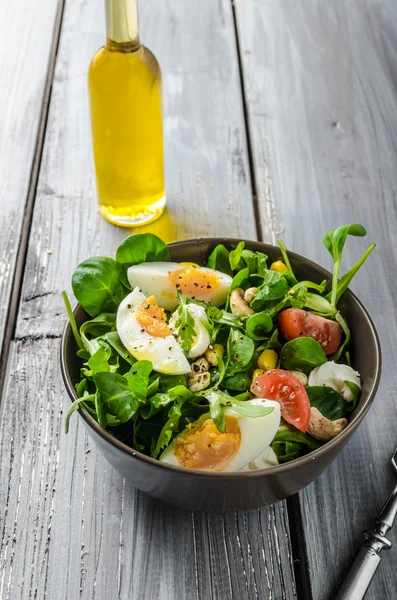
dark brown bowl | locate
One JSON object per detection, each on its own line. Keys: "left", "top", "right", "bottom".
{"left": 60, "top": 238, "right": 381, "bottom": 511}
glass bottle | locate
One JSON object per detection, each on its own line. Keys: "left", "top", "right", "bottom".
{"left": 88, "top": 0, "right": 165, "bottom": 226}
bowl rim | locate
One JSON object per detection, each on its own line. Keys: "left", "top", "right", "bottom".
{"left": 60, "top": 237, "right": 382, "bottom": 480}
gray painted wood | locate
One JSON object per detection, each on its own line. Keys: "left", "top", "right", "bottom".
{"left": 0, "top": 1, "right": 297, "bottom": 599}
{"left": 235, "top": 0, "right": 397, "bottom": 598}
{"left": 0, "top": 0, "right": 61, "bottom": 349}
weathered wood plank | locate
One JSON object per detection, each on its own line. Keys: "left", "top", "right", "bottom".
{"left": 235, "top": 0, "right": 397, "bottom": 597}
{"left": 0, "top": 0, "right": 62, "bottom": 352}
{"left": 0, "top": 1, "right": 296, "bottom": 599}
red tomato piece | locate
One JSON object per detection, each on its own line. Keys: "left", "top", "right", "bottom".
{"left": 251, "top": 369, "right": 311, "bottom": 432}
{"left": 279, "top": 308, "right": 341, "bottom": 355}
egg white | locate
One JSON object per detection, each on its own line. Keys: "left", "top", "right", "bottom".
{"left": 127, "top": 262, "right": 232, "bottom": 310}
{"left": 169, "top": 303, "right": 211, "bottom": 359}
{"left": 159, "top": 399, "right": 281, "bottom": 471}
{"left": 116, "top": 288, "right": 191, "bottom": 375}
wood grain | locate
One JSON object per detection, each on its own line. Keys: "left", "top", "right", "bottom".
{"left": 235, "top": 0, "right": 397, "bottom": 597}
{"left": 0, "top": 0, "right": 62, "bottom": 352}
{"left": 0, "top": 1, "right": 296, "bottom": 599}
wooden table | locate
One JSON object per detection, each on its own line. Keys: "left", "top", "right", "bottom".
{"left": 1, "top": 1, "right": 397, "bottom": 598}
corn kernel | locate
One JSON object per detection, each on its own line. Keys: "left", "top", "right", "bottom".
{"left": 205, "top": 344, "right": 225, "bottom": 366}
{"left": 252, "top": 368, "right": 264, "bottom": 381}
{"left": 270, "top": 260, "right": 288, "bottom": 273}
{"left": 258, "top": 349, "right": 278, "bottom": 371}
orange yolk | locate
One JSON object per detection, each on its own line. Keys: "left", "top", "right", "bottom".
{"left": 173, "top": 416, "right": 241, "bottom": 471}
{"left": 135, "top": 296, "right": 172, "bottom": 338}
{"left": 168, "top": 267, "right": 220, "bottom": 298}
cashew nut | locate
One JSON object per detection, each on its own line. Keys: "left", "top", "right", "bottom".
{"left": 230, "top": 288, "right": 255, "bottom": 316}
{"left": 289, "top": 370, "right": 308, "bottom": 386}
{"left": 244, "top": 287, "right": 258, "bottom": 304}
{"left": 205, "top": 344, "right": 224, "bottom": 366}
{"left": 190, "top": 357, "right": 210, "bottom": 374}
{"left": 188, "top": 371, "right": 211, "bottom": 392}
{"left": 307, "top": 407, "right": 347, "bottom": 441}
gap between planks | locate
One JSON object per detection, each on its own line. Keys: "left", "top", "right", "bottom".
{"left": 0, "top": 0, "right": 66, "bottom": 418}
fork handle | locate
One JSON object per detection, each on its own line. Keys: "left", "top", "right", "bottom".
{"left": 334, "top": 546, "right": 381, "bottom": 600}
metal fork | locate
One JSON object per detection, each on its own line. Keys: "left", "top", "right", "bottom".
{"left": 335, "top": 447, "right": 397, "bottom": 599}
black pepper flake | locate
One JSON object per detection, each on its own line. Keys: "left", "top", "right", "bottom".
{"left": 168, "top": 346, "right": 172, "bottom": 351}
{"left": 226, "top": 401, "right": 231, "bottom": 406}
{"left": 206, "top": 285, "right": 212, "bottom": 289}
{"left": 194, "top": 282, "right": 199, "bottom": 287}
{"left": 127, "top": 304, "right": 131, "bottom": 309}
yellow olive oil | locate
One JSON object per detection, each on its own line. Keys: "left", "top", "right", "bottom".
{"left": 88, "top": 0, "right": 165, "bottom": 226}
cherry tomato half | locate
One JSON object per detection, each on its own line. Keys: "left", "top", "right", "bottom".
{"left": 279, "top": 308, "right": 341, "bottom": 355}
{"left": 251, "top": 369, "right": 311, "bottom": 432}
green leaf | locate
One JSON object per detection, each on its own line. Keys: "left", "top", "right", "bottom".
{"left": 95, "top": 393, "right": 108, "bottom": 428}
{"left": 72, "top": 257, "right": 124, "bottom": 317}
{"left": 250, "top": 270, "right": 290, "bottom": 310}
{"left": 277, "top": 239, "right": 295, "bottom": 278}
{"left": 220, "top": 372, "right": 252, "bottom": 392}
{"left": 322, "top": 224, "right": 367, "bottom": 307}
{"left": 80, "top": 313, "right": 117, "bottom": 356}
{"left": 304, "top": 292, "right": 336, "bottom": 317}
{"left": 116, "top": 233, "right": 170, "bottom": 287}
{"left": 330, "top": 311, "right": 351, "bottom": 361}
{"left": 229, "top": 241, "right": 246, "bottom": 271}
{"left": 206, "top": 244, "right": 232, "bottom": 276}
{"left": 345, "top": 381, "right": 361, "bottom": 412}
{"left": 215, "top": 355, "right": 227, "bottom": 388}
{"left": 104, "top": 331, "right": 136, "bottom": 365}
{"left": 271, "top": 421, "right": 321, "bottom": 463}
{"left": 93, "top": 372, "right": 140, "bottom": 423}
{"left": 88, "top": 345, "right": 111, "bottom": 373}
{"left": 201, "top": 389, "right": 227, "bottom": 432}
{"left": 245, "top": 312, "right": 273, "bottom": 340}
{"left": 65, "top": 393, "right": 96, "bottom": 434}
{"left": 230, "top": 267, "right": 250, "bottom": 292}
{"left": 227, "top": 329, "right": 255, "bottom": 373}
{"left": 62, "top": 291, "right": 83, "bottom": 349}
{"left": 306, "top": 386, "right": 346, "bottom": 420}
{"left": 280, "top": 337, "right": 327, "bottom": 374}
{"left": 175, "top": 300, "right": 197, "bottom": 355}
{"left": 125, "top": 361, "right": 152, "bottom": 401}
{"left": 229, "top": 398, "right": 275, "bottom": 418}
{"left": 328, "top": 244, "right": 376, "bottom": 306}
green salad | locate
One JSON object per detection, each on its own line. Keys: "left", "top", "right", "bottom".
{"left": 63, "top": 224, "right": 375, "bottom": 472}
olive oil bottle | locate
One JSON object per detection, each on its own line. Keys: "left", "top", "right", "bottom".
{"left": 88, "top": 0, "right": 165, "bottom": 226}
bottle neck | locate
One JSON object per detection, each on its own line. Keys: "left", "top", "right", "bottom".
{"left": 105, "top": 0, "right": 140, "bottom": 51}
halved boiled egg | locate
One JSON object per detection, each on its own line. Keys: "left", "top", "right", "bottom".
{"left": 116, "top": 288, "right": 191, "bottom": 375}
{"left": 169, "top": 303, "right": 211, "bottom": 359}
{"left": 159, "top": 399, "right": 281, "bottom": 472}
{"left": 127, "top": 262, "right": 232, "bottom": 310}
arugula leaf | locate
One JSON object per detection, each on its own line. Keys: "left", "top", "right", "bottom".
{"left": 229, "top": 398, "right": 275, "bottom": 418}
{"left": 322, "top": 224, "right": 366, "bottom": 308}
{"left": 87, "top": 345, "right": 113, "bottom": 374}
{"left": 280, "top": 337, "right": 327, "bottom": 374}
{"left": 175, "top": 301, "right": 197, "bottom": 355}
{"left": 306, "top": 386, "right": 346, "bottom": 420}
{"left": 204, "top": 389, "right": 227, "bottom": 432}
{"left": 116, "top": 233, "right": 170, "bottom": 287}
{"left": 227, "top": 329, "right": 255, "bottom": 373}
{"left": 72, "top": 257, "right": 124, "bottom": 317}
{"left": 206, "top": 244, "right": 232, "bottom": 276}
{"left": 206, "top": 306, "right": 244, "bottom": 330}
{"left": 94, "top": 372, "right": 140, "bottom": 423}
{"left": 125, "top": 361, "right": 152, "bottom": 401}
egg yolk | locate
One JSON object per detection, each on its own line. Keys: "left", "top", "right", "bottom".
{"left": 168, "top": 267, "right": 220, "bottom": 298}
{"left": 135, "top": 296, "right": 172, "bottom": 338}
{"left": 173, "top": 416, "right": 241, "bottom": 471}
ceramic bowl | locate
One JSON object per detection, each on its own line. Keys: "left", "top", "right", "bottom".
{"left": 60, "top": 239, "right": 381, "bottom": 511}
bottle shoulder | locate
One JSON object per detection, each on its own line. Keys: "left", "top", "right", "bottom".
{"left": 89, "top": 44, "right": 161, "bottom": 78}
